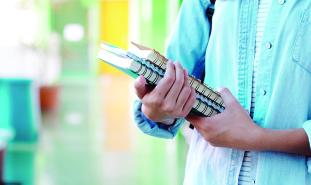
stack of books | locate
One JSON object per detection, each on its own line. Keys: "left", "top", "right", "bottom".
{"left": 97, "top": 42, "right": 225, "bottom": 117}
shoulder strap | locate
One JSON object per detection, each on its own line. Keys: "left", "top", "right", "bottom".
{"left": 189, "top": 0, "right": 216, "bottom": 129}
{"left": 191, "top": 0, "right": 216, "bottom": 81}
{"left": 206, "top": 0, "right": 215, "bottom": 27}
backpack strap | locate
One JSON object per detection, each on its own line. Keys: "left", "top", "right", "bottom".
{"left": 191, "top": 0, "right": 216, "bottom": 82}
{"left": 189, "top": 0, "right": 216, "bottom": 129}
{"left": 206, "top": 2, "right": 215, "bottom": 27}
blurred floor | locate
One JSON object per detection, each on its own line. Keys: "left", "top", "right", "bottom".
{"left": 36, "top": 77, "right": 106, "bottom": 185}
{"left": 38, "top": 75, "right": 137, "bottom": 185}
{"left": 4, "top": 75, "right": 186, "bottom": 185}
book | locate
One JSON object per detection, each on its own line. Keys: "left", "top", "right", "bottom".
{"left": 97, "top": 42, "right": 225, "bottom": 117}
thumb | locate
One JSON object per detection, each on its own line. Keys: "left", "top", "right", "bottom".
{"left": 218, "top": 87, "right": 236, "bottom": 106}
{"left": 134, "top": 75, "right": 148, "bottom": 99}
{"left": 186, "top": 114, "right": 206, "bottom": 128}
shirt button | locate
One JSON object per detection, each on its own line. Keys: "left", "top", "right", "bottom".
{"left": 278, "top": 0, "right": 286, "bottom": 5}
{"left": 260, "top": 89, "right": 267, "bottom": 96}
{"left": 266, "top": 42, "right": 272, "bottom": 49}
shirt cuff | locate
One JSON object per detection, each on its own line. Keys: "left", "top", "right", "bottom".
{"left": 141, "top": 113, "right": 172, "bottom": 130}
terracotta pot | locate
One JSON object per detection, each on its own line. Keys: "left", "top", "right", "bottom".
{"left": 39, "top": 86, "right": 59, "bottom": 112}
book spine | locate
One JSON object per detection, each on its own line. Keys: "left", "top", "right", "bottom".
{"left": 187, "top": 77, "right": 224, "bottom": 107}
{"left": 147, "top": 51, "right": 225, "bottom": 108}
{"left": 193, "top": 99, "right": 218, "bottom": 117}
{"left": 130, "top": 60, "right": 162, "bottom": 85}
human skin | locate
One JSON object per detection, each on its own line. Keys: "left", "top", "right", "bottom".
{"left": 134, "top": 61, "right": 196, "bottom": 125}
{"left": 134, "top": 62, "right": 311, "bottom": 156}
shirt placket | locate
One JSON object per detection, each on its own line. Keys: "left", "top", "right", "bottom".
{"left": 253, "top": 0, "right": 284, "bottom": 126}
{"left": 227, "top": 0, "right": 258, "bottom": 185}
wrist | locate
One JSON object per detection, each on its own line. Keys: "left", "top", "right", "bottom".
{"left": 160, "top": 118, "right": 176, "bottom": 125}
{"left": 142, "top": 104, "right": 175, "bottom": 125}
{"left": 247, "top": 126, "right": 267, "bottom": 151}
{"left": 141, "top": 104, "right": 157, "bottom": 121}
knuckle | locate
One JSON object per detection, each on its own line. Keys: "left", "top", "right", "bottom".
{"left": 165, "top": 76, "right": 175, "bottom": 84}
{"left": 150, "top": 97, "right": 162, "bottom": 106}
{"left": 219, "top": 87, "right": 229, "bottom": 93}
{"left": 153, "top": 90, "right": 164, "bottom": 99}
{"left": 218, "top": 88, "right": 227, "bottom": 96}
{"left": 162, "top": 103, "right": 175, "bottom": 113}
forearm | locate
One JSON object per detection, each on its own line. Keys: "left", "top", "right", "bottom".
{"left": 256, "top": 128, "right": 311, "bottom": 156}
{"left": 187, "top": 88, "right": 311, "bottom": 156}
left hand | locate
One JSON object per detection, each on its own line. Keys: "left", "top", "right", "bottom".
{"left": 186, "top": 88, "right": 264, "bottom": 150}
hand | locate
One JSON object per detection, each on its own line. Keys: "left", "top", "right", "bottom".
{"left": 186, "top": 88, "right": 264, "bottom": 150}
{"left": 134, "top": 61, "right": 196, "bottom": 125}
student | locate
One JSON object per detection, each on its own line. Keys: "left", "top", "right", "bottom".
{"left": 133, "top": 0, "right": 311, "bottom": 184}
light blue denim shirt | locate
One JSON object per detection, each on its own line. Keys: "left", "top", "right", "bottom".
{"left": 133, "top": 0, "right": 311, "bottom": 184}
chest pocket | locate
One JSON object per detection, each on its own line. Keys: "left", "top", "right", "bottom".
{"left": 292, "top": 8, "right": 311, "bottom": 74}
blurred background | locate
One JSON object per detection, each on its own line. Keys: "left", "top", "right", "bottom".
{"left": 0, "top": 0, "right": 189, "bottom": 185}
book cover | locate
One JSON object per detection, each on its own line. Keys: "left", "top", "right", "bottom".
{"left": 97, "top": 42, "right": 225, "bottom": 117}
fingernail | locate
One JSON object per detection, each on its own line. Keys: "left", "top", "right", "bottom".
{"left": 216, "top": 87, "right": 225, "bottom": 92}
{"left": 184, "top": 69, "right": 188, "bottom": 76}
{"left": 192, "top": 88, "right": 196, "bottom": 94}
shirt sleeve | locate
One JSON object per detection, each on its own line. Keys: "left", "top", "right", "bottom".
{"left": 165, "top": 0, "right": 211, "bottom": 72}
{"left": 302, "top": 120, "right": 311, "bottom": 173}
{"left": 132, "top": 0, "right": 212, "bottom": 139}
{"left": 133, "top": 100, "right": 184, "bottom": 139}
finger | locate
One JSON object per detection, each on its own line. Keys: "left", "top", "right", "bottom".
{"left": 175, "top": 86, "right": 190, "bottom": 109}
{"left": 184, "top": 68, "right": 189, "bottom": 78}
{"left": 165, "top": 62, "right": 185, "bottom": 103}
{"left": 218, "top": 87, "right": 236, "bottom": 106}
{"left": 153, "top": 60, "right": 175, "bottom": 98}
{"left": 134, "top": 75, "right": 148, "bottom": 99}
{"left": 181, "top": 88, "right": 196, "bottom": 116}
{"left": 175, "top": 71, "right": 191, "bottom": 109}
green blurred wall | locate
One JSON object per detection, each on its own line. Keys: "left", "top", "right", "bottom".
{"left": 50, "top": 1, "right": 97, "bottom": 79}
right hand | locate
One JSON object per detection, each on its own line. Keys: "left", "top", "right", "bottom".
{"left": 134, "top": 61, "right": 196, "bottom": 125}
